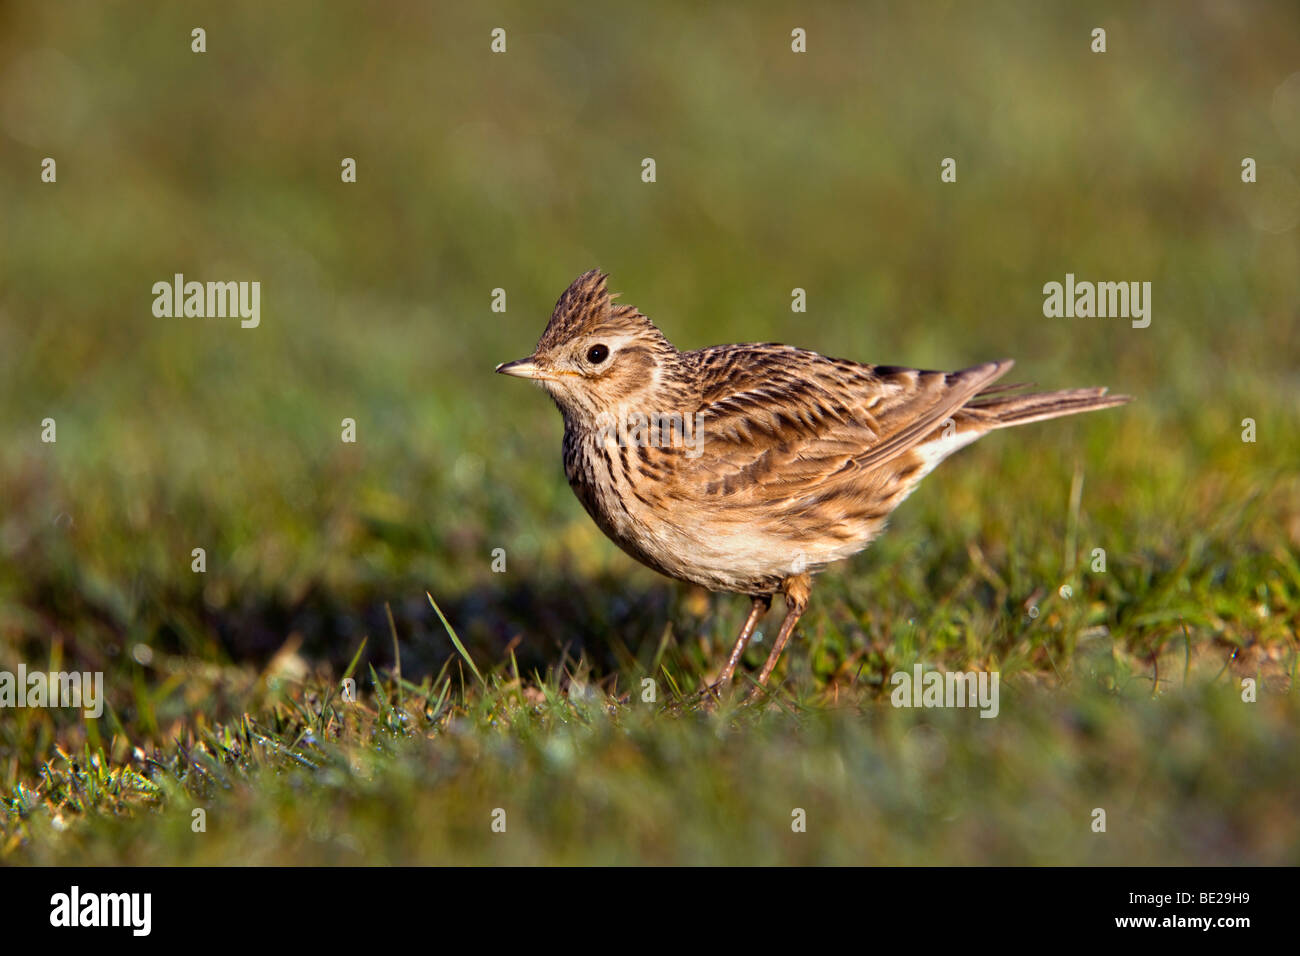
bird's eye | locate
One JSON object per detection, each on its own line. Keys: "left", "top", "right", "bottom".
{"left": 586, "top": 344, "right": 610, "bottom": 364}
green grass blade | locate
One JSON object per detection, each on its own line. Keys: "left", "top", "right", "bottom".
{"left": 427, "top": 591, "right": 484, "bottom": 687}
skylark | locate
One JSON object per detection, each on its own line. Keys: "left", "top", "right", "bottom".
{"left": 498, "top": 271, "right": 1129, "bottom": 695}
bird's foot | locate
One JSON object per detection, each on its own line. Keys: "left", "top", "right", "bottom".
{"left": 677, "top": 678, "right": 734, "bottom": 712}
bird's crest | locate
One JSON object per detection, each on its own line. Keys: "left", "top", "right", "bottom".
{"left": 536, "top": 270, "right": 654, "bottom": 352}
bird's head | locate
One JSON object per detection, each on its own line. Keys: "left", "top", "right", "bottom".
{"left": 496, "top": 270, "right": 680, "bottom": 420}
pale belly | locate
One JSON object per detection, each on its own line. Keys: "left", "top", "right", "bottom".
{"left": 564, "top": 433, "right": 877, "bottom": 595}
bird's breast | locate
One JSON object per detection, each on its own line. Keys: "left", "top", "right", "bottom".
{"left": 560, "top": 424, "right": 809, "bottom": 593}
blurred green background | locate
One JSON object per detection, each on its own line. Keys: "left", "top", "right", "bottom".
{"left": 1, "top": 1, "right": 1298, "bottom": 864}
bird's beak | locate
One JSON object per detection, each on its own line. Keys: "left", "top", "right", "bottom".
{"left": 495, "top": 356, "right": 553, "bottom": 380}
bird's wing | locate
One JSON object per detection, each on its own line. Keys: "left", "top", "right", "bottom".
{"left": 677, "top": 345, "right": 1011, "bottom": 505}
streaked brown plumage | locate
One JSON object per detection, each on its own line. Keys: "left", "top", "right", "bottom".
{"left": 498, "top": 270, "right": 1130, "bottom": 694}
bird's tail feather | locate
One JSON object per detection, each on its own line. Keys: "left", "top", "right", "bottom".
{"left": 964, "top": 387, "right": 1132, "bottom": 429}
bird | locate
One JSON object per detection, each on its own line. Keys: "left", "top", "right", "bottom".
{"left": 497, "top": 270, "right": 1130, "bottom": 697}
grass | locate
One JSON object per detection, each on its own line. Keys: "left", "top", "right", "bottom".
{"left": 1, "top": 0, "right": 1299, "bottom": 864}
{"left": 4, "top": 467, "right": 1297, "bottom": 864}
{"left": 5, "top": 617, "right": 1298, "bottom": 865}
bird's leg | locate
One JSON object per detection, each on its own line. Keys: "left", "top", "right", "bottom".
{"left": 753, "top": 574, "right": 812, "bottom": 688}
{"left": 715, "top": 595, "right": 771, "bottom": 688}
